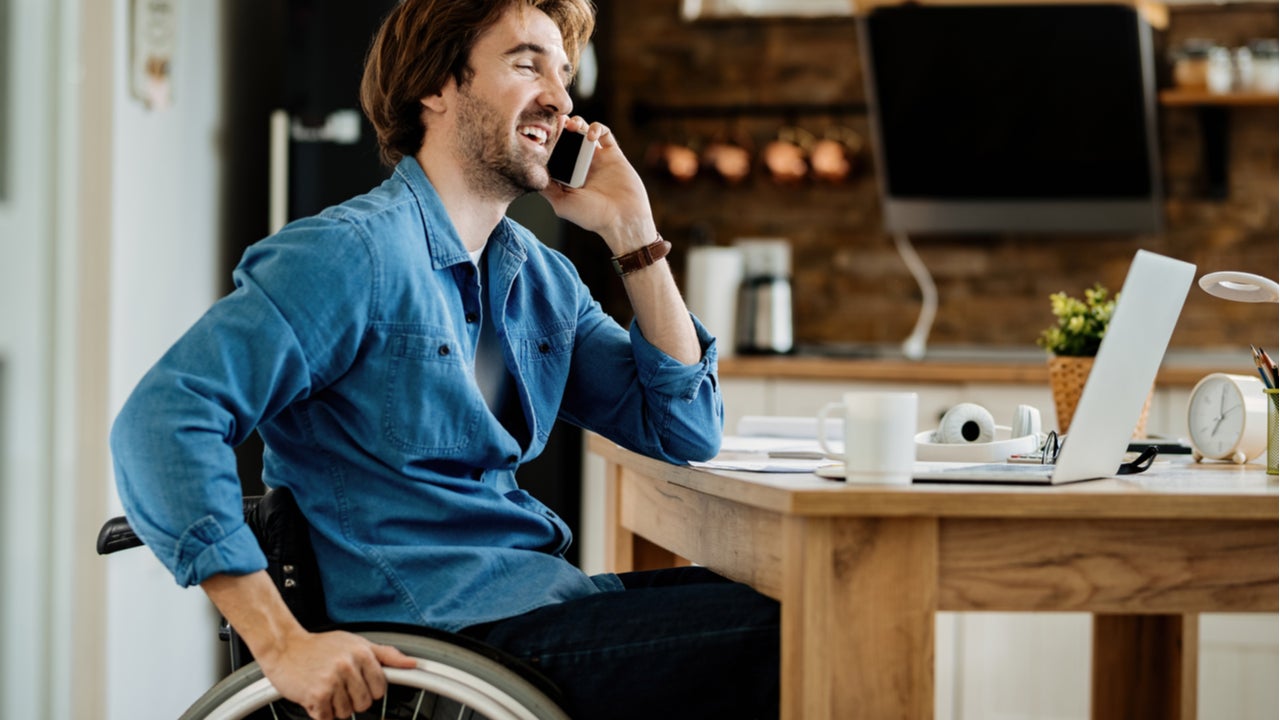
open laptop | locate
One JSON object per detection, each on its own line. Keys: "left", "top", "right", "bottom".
{"left": 913, "top": 250, "right": 1196, "bottom": 485}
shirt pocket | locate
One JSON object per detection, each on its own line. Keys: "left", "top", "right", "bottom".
{"left": 510, "top": 326, "right": 574, "bottom": 443}
{"left": 383, "top": 331, "right": 482, "bottom": 456}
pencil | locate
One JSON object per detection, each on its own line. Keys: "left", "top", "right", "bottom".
{"left": 1256, "top": 366, "right": 1275, "bottom": 389}
{"left": 1260, "top": 345, "right": 1278, "bottom": 386}
{"left": 1250, "top": 345, "right": 1274, "bottom": 389}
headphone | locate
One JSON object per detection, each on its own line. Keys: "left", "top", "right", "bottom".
{"left": 915, "top": 403, "right": 1043, "bottom": 463}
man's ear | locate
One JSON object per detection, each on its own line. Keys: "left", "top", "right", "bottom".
{"left": 421, "top": 93, "right": 447, "bottom": 115}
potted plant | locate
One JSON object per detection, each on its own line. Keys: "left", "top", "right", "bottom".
{"left": 1036, "top": 284, "right": 1149, "bottom": 435}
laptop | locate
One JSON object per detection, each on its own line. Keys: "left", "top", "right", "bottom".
{"left": 912, "top": 250, "right": 1196, "bottom": 485}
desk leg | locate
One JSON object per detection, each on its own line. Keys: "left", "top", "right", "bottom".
{"left": 601, "top": 458, "right": 688, "bottom": 573}
{"left": 1092, "top": 613, "right": 1198, "bottom": 720}
{"left": 782, "top": 516, "right": 938, "bottom": 720}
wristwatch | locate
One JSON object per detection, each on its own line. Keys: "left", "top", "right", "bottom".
{"left": 611, "top": 235, "right": 672, "bottom": 277}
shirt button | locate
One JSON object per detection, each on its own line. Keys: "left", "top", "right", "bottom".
{"left": 438, "top": 344, "right": 450, "bottom": 356}
{"left": 538, "top": 342, "right": 550, "bottom": 353}
{"left": 465, "top": 312, "right": 478, "bottom": 324}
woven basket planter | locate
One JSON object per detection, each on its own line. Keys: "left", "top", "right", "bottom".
{"left": 1048, "top": 355, "right": 1150, "bottom": 437}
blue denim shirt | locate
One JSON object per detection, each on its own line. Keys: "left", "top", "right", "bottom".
{"left": 110, "top": 157, "right": 723, "bottom": 632}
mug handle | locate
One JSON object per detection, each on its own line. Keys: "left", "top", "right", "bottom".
{"left": 817, "top": 401, "right": 845, "bottom": 459}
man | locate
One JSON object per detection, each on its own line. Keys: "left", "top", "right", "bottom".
{"left": 110, "top": 1, "right": 779, "bottom": 719}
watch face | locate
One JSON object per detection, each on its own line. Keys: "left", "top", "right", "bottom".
{"left": 1188, "top": 376, "right": 1245, "bottom": 459}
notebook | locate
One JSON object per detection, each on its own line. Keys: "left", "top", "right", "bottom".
{"left": 911, "top": 250, "right": 1196, "bottom": 485}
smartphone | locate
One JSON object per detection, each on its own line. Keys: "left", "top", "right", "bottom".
{"left": 547, "top": 129, "right": 595, "bottom": 188}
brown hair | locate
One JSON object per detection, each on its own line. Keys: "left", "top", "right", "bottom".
{"left": 360, "top": 0, "right": 596, "bottom": 167}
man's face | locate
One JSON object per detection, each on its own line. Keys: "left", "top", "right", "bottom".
{"left": 450, "top": 6, "right": 574, "bottom": 200}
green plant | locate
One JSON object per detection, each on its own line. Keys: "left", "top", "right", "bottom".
{"left": 1036, "top": 283, "right": 1117, "bottom": 357}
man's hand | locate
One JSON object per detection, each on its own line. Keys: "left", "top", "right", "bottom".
{"left": 202, "top": 571, "right": 416, "bottom": 720}
{"left": 541, "top": 115, "right": 701, "bottom": 365}
{"left": 540, "top": 116, "right": 657, "bottom": 258}
{"left": 257, "top": 627, "right": 418, "bottom": 720}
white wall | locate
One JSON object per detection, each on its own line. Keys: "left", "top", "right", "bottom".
{"left": 0, "top": 0, "right": 228, "bottom": 717}
{"left": 0, "top": 0, "right": 58, "bottom": 714}
{"left": 104, "top": 0, "right": 226, "bottom": 716}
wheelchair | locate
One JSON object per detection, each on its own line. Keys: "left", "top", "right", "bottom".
{"left": 97, "top": 488, "right": 571, "bottom": 720}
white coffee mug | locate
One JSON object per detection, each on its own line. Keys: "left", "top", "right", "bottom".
{"left": 817, "top": 391, "right": 918, "bottom": 484}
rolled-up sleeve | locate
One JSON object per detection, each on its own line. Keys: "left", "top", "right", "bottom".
{"left": 561, "top": 292, "right": 724, "bottom": 464}
{"left": 110, "top": 218, "right": 372, "bottom": 586}
{"left": 626, "top": 314, "right": 724, "bottom": 461}
{"left": 109, "top": 280, "right": 309, "bottom": 585}
{"left": 627, "top": 316, "right": 717, "bottom": 403}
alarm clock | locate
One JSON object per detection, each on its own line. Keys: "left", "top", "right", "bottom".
{"left": 1186, "top": 373, "right": 1268, "bottom": 464}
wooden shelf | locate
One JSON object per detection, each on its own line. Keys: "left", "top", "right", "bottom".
{"left": 1159, "top": 89, "right": 1279, "bottom": 107}
{"left": 1157, "top": 88, "right": 1277, "bottom": 198}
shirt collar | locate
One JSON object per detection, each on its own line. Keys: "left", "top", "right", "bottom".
{"left": 395, "top": 156, "right": 529, "bottom": 271}
{"left": 394, "top": 156, "right": 470, "bottom": 271}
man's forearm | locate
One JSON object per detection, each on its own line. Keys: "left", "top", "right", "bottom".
{"left": 621, "top": 259, "right": 701, "bottom": 365}
{"left": 601, "top": 218, "right": 699, "bottom": 364}
{"left": 201, "top": 570, "right": 306, "bottom": 665}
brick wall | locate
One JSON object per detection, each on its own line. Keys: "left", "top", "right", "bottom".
{"left": 601, "top": 1, "right": 1278, "bottom": 352}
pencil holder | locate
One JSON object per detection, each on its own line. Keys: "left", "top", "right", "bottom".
{"left": 1267, "top": 389, "right": 1278, "bottom": 475}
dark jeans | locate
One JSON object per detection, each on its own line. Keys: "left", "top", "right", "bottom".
{"left": 460, "top": 566, "right": 780, "bottom": 720}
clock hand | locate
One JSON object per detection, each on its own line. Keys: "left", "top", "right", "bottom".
{"left": 1205, "top": 385, "right": 1232, "bottom": 435}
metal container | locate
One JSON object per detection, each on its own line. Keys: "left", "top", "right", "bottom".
{"left": 733, "top": 239, "right": 794, "bottom": 355}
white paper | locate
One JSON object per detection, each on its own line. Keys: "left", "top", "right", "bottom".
{"left": 697, "top": 434, "right": 837, "bottom": 473}
{"left": 691, "top": 458, "right": 833, "bottom": 473}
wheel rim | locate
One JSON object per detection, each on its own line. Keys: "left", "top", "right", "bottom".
{"left": 199, "top": 659, "right": 541, "bottom": 720}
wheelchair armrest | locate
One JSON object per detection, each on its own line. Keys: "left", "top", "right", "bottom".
{"left": 96, "top": 516, "right": 143, "bottom": 555}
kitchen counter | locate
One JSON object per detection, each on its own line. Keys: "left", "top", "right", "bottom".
{"left": 718, "top": 347, "right": 1251, "bottom": 387}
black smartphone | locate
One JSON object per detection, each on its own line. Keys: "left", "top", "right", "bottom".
{"left": 547, "top": 129, "right": 594, "bottom": 188}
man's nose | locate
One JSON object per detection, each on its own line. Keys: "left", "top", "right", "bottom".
{"left": 541, "top": 76, "right": 573, "bottom": 117}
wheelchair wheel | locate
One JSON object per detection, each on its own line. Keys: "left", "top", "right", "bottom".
{"left": 179, "top": 630, "right": 570, "bottom": 720}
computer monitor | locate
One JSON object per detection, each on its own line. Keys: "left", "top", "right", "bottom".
{"left": 857, "top": 3, "right": 1164, "bottom": 234}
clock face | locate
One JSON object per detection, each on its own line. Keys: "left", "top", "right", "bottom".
{"left": 1188, "top": 376, "right": 1246, "bottom": 459}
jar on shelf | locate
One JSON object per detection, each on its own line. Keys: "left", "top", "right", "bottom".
{"left": 1234, "top": 46, "right": 1255, "bottom": 91}
{"left": 1206, "top": 45, "right": 1234, "bottom": 93}
{"left": 1172, "top": 39, "right": 1217, "bottom": 91}
{"left": 1249, "top": 39, "right": 1279, "bottom": 93}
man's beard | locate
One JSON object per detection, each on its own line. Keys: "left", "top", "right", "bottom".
{"left": 453, "top": 86, "right": 552, "bottom": 200}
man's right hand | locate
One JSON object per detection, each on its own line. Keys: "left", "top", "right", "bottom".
{"left": 257, "top": 627, "right": 418, "bottom": 720}
{"left": 201, "top": 571, "right": 416, "bottom": 720}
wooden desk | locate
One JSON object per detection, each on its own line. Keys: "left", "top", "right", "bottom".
{"left": 589, "top": 434, "right": 1278, "bottom": 720}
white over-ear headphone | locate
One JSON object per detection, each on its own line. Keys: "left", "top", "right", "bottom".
{"left": 916, "top": 403, "right": 1042, "bottom": 462}
{"left": 933, "top": 402, "right": 1042, "bottom": 444}
{"left": 934, "top": 402, "right": 996, "bottom": 443}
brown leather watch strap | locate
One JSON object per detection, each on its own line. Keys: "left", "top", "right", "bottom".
{"left": 611, "top": 235, "right": 672, "bottom": 277}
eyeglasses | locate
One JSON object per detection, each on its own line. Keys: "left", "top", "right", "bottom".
{"left": 1040, "top": 431, "right": 1062, "bottom": 465}
{"left": 1117, "top": 445, "right": 1159, "bottom": 475}
{"left": 1037, "top": 430, "right": 1158, "bottom": 475}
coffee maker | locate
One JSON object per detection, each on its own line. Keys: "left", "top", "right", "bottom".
{"left": 734, "top": 238, "right": 794, "bottom": 355}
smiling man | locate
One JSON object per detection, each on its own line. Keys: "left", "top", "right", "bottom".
{"left": 109, "top": 1, "right": 779, "bottom": 719}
